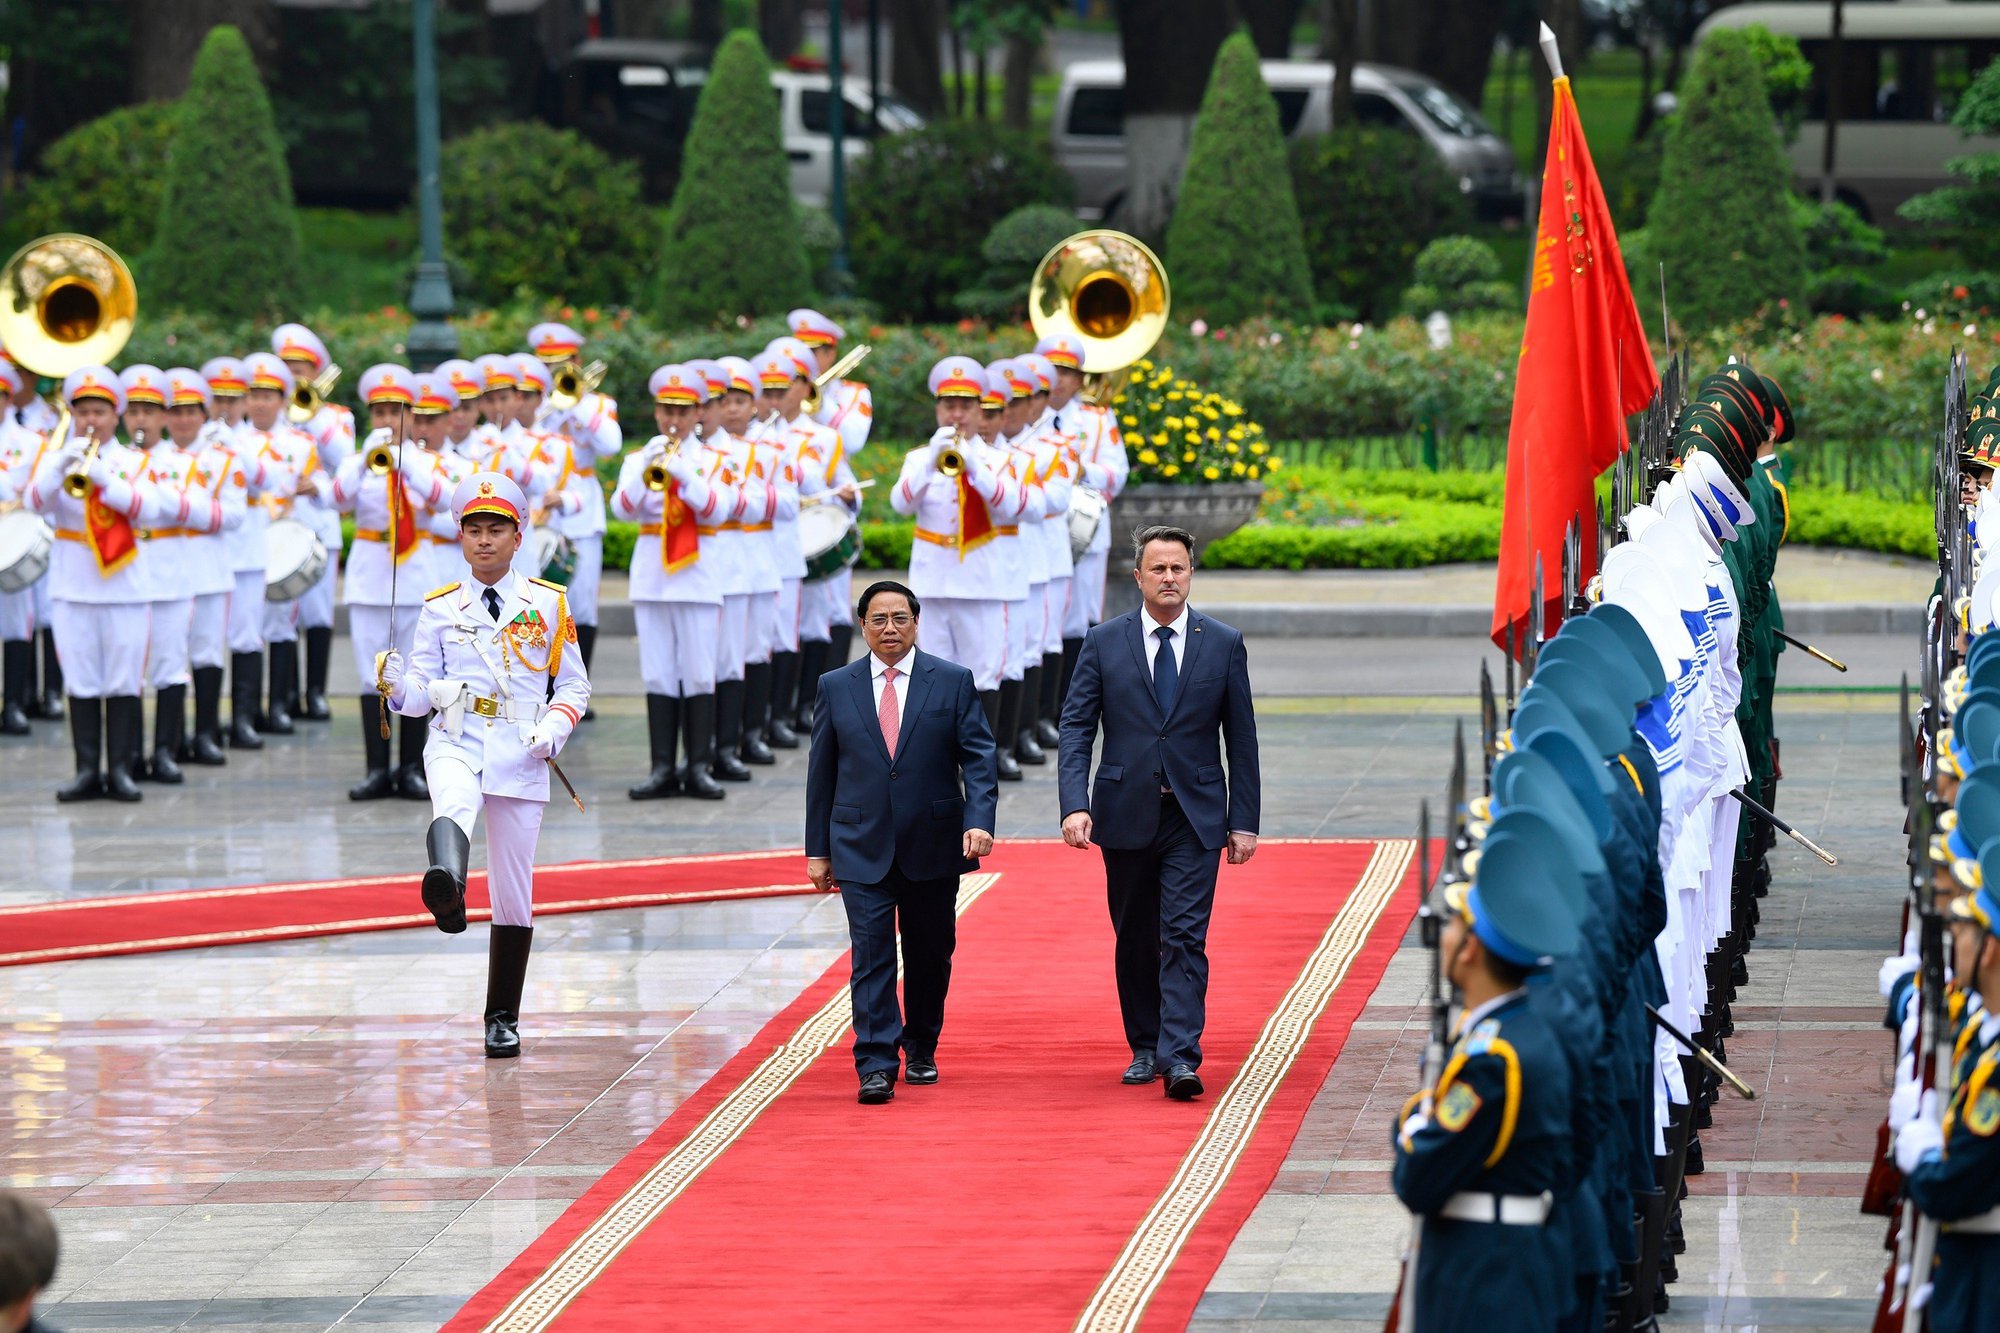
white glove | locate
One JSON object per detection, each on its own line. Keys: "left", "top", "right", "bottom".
{"left": 397, "top": 445, "right": 428, "bottom": 483}
{"left": 1881, "top": 952, "right": 1921, "bottom": 999}
{"left": 663, "top": 447, "right": 696, "bottom": 486}
{"left": 1398, "top": 1111, "right": 1431, "bottom": 1144}
{"left": 525, "top": 721, "right": 559, "bottom": 760}
{"left": 85, "top": 450, "right": 113, "bottom": 486}
{"left": 376, "top": 651, "right": 404, "bottom": 691}
{"left": 1888, "top": 1055, "right": 1920, "bottom": 1131}
{"left": 1895, "top": 1090, "right": 1944, "bottom": 1174}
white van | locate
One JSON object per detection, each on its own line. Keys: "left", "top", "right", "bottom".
{"left": 1052, "top": 59, "right": 1523, "bottom": 224}
{"left": 1696, "top": 3, "right": 2000, "bottom": 222}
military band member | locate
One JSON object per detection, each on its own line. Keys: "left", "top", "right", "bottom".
{"left": 0, "top": 360, "right": 45, "bottom": 734}
{"left": 27, "top": 368, "right": 172, "bottom": 802}
{"left": 702, "top": 356, "right": 778, "bottom": 779}
{"left": 241, "top": 352, "right": 321, "bottom": 734}
{"left": 1042, "top": 332, "right": 1127, "bottom": 700}
{"left": 1006, "top": 355, "right": 1074, "bottom": 768}
{"left": 892, "top": 357, "right": 1030, "bottom": 759}
{"left": 377, "top": 472, "right": 590, "bottom": 1058}
{"left": 273, "top": 324, "right": 353, "bottom": 723}
{"left": 120, "top": 364, "right": 190, "bottom": 782}
{"left": 1017, "top": 352, "right": 1075, "bottom": 754}
{"left": 6, "top": 353, "right": 64, "bottom": 720}
{"left": 412, "top": 373, "right": 477, "bottom": 589}
{"left": 334, "top": 364, "right": 450, "bottom": 801}
{"left": 502, "top": 355, "right": 587, "bottom": 584}
{"left": 527, "top": 322, "right": 619, "bottom": 689}
{"left": 163, "top": 367, "right": 242, "bottom": 766}
{"left": 768, "top": 337, "right": 857, "bottom": 738}
{"left": 791, "top": 308, "right": 870, "bottom": 685}
{"left": 199, "top": 357, "right": 276, "bottom": 749}
{"left": 754, "top": 344, "right": 823, "bottom": 750}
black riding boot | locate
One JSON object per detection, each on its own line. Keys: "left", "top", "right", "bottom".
{"left": 36, "top": 627, "right": 62, "bottom": 720}
{"left": 629, "top": 694, "right": 682, "bottom": 799}
{"left": 348, "top": 695, "right": 395, "bottom": 800}
{"left": 739, "top": 661, "right": 776, "bottom": 764}
{"left": 681, "top": 692, "right": 727, "bottom": 799}
{"left": 1014, "top": 666, "right": 1046, "bottom": 764}
{"left": 228, "top": 651, "right": 264, "bottom": 749}
{"left": 103, "top": 696, "right": 144, "bottom": 802}
{"left": 301, "top": 625, "right": 333, "bottom": 720}
{"left": 827, "top": 622, "right": 854, "bottom": 671}
{"left": 396, "top": 715, "right": 429, "bottom": 799}
{"left": 765, "top": 650, "right": 801, "bottom": 748}
{"left": 793, "top": 639, "right": 829, "bottom": 730}
{"left": 576, "top": 624, "right": 597, "bottom": 721}
{"left": 187, "top": 665, "right": 228, "bottom": 765}
{"left": 980, "top": 689, "right": 1021, "bottom": 781}
{"left": 149, "top": 684, "right": 186, "bottom": 784}
{"left": 1036, "top": 649, "right": 1064, "bottom": 746}
{"left": 1, "top": 640, "right": 30, "bottom": 735}
{"left": 260, "top": 640, "right": 296, "bottom": 734}
{"left": 56, "top": 696, "right": 103, "bottom": 802}
{"left": 995, "top": 678, "right": 1024, "bottom": 780}
{"left": 485, "top": 924, "right": 535, "bottom": 1057}
{"left": 422, "top": 816, "right": 470, "bottom": 933}
{"left": 712, "top": 679, "right": 753, "bottom": 781}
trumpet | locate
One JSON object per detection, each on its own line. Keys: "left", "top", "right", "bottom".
{"left": 937, "top": 430, "right": 966, "bottom": 478}
{"left": 287, "top": 364, "right": 342, "bottom": 424}
{"left": 364, "top": 428, "right": 397, "bottom": 476}
{"left": 548, "top": 359, "right": 608, "bottom": 413}
{"left": 61, "top": 423, "right": 101, "bottom": 500}
{"left": 801, "top": 343, "right": 872, "bottom": 415}
{"left": 642, "top": 427, "right": 696, "bottom": 492}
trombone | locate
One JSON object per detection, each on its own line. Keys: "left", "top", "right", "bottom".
{"left": 801, "top": 343, "right": 872, "bottom": 415}
{"left": 287, "top": 364, "right": 342, "bottom": 423}
{"left": 547, "top": 359, "right": 607, "bottom": 413}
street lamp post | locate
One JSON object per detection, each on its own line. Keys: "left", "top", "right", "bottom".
{"left": 407, "top": 0, "right": 458, "bottom": 370}
{"left": 827, "top": 0, "right": 851, "bottom": 289}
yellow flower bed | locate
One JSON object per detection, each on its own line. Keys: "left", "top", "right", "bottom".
{"left": 1114, "top": 359, "right": 1276, "bottom": 486}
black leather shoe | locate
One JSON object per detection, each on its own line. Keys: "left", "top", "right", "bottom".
{"left": 484, "top": 1011, "right": 521, "bottom": 1058}
{"left": 1122, "top": 1052, "right": 1158, "bottom": 1085}
{"left": 1035, "top": 718, "right": 1061, "bottom": 748}
{"left": 348, "top": 767, "right": 395, "bottom": 801}
{"left": 857, "top": 1070, "right": 895, "bottom": 1104}
{"left": 996, "top": 749, "right": 1023, "bottom": 782}
{"left": 764, "top": 716, "right": 800, "bottom": 749}
{"left": 396, "top": 763, "right": 430, "bottom": 800}
{"left": 904, "top": 1056, "right": 938, "bottom": 1085}
{"left": 1163, "top": 1064, "right": 1204, "bottom": 1100}
{"left": 1015, "top": 730, "right": 1047, "bottom": 764}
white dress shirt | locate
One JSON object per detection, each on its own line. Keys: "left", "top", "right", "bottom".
{"left": 1141, "top": 604, "right": 1190, "bottom": 673}
{"left": 870, "top": 651, "right": 915, "bottom": 717}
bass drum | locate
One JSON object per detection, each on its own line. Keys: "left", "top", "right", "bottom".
{"left": 0, "top": 509, "right": 54, "bottom": 594}
{"left": 800, "top": 503, "right": 862, "bottom": 582}
{"left": 532, "top": 526, "right": 576, "bottom": 586}
{"left": 264, "top": 518, "right": 328, "bottom": 602}
{"left": 1068, "top": 486, "right": 1106, "bottom": 560}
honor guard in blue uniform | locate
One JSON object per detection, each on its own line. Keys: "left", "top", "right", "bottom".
{"left": 1392, "top": 816, "right": 1580, "bottom": 1333}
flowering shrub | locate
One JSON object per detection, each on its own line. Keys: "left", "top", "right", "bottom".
{"left": 1112, "top": 359, "right": 1278, "bottom": 486}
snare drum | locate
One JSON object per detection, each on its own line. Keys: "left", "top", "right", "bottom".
{"left": 265, "top": 518, "right": 329, "bottom": 602}
{"left": 0, "top": 509, "right": 53, "bottom": 594}
{"left": 532, "top": 527, "right": 576, "bottom": 586}
{"left": 800, "top": 504, "right": 863, "bottom": 582}
{"left": 1067, "top": 486, "right": 1106, "bottom": 560}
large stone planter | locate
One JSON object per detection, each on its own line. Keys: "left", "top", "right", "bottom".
{"left": 1100, "top": 480, "right": 1264, "bottom": 618}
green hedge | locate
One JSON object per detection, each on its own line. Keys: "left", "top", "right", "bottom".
{"left": 1782, "top": 488, "right": 1932, "bottom": 558}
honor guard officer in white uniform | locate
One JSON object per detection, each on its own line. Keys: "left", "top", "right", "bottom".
{"left": 120, "top": 364, "right": 191, "bottom": 783}
{"left": 1041, "top": 331, "right": 1127, "bottom": 687}
{"left": 764, "top": 337, "right": 853, "bottom": 740}
{"left": 526, "top": 322, "right": 619, "bottom": 689}
{"left": 719, "top": 354, "right": 793, "bottom": 769}
{"left": 377, "top": 471, "right": 590, "bottom": 1058}
{"left": 273, "top": 324, "right": 353, "bottom": 723}
{"left": 0, "top": 360, "right": 46, "bottom": 734}
{"left": 617, "top": 364, "right": 733, "bottom": 801}
{"left": 791, "top": 308, "right": 870, "bottom": 680}
{"left": 163, "top": 367, "right": 243, "bottom": 766}
{"left": 992, "top": 358, "right": 1060, "bottom": 771}
{"left": 1015, "top": 352, "right": 1075, "bottom": 754}
{"left": 27, "top": 367, "right": 172, "bottom": 802}
{"left": 892, "top": 357, "right": 1030, "bottom": 762}
{"left": 786, "top": 358, "right": 862, "bottom": 738}
{"left": 201, "top": 357, "right": 282, "bottom": 750}
{"left": 5, "top": 351, "right": 64, "bottom": 720}
{"left": 335, "top": 364, "right": 451, "bottom": 801}
{"left": 241, "top": 352, "right": 319, "bottom": 734}
{"left": 753, "top": 345, "right": 819, "bottom": 751}
{"left": 700, "top": 356, "right": 777, "bottom": 780}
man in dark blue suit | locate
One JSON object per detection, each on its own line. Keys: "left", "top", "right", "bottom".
{"left": 806, "top": 580, "right": 1000, "bottom": 1104}
{"left": 1059, "top": 525, "right": 1260, "bottom": 1099}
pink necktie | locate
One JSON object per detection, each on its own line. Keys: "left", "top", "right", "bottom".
{"left": 878, "top": 666, "right": 900, "bottom": 758}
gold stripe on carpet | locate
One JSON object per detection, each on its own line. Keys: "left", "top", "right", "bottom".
{"left": 1073, "top": 838, "right": 1415, "bottom": 1333}
{"left": 481, "top": 872, "right": 1003, "bottom": 1333}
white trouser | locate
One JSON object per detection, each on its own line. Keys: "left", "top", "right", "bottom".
{"left": 799, "top": 577, "right": 837, "bottom": 643}
{"left": 0, "top": 587, "right": 34, "bottom": 641}
{"left": 189, "top": 592, "right": 229, "bottom": 670}
{"left": 349, "top": 604, "right": 420, "bottom": 685}
{"left": 227, "top": 570, "right": 264, "bottom": 654}
{"left": 922, "top": 597, "right": 1007, "bottom": 691}
{"left": 1070, "top": 549, "right": 1108, "bottom": 632}
{"left": 429, "top": 755, "right": 546, "bottom": 927}
{"left": 773, "top": 577, "right": 802, "bottom": 654}
{"left": 1043, "top": 576, "right": 1071, "bottom": 654}
{"left": 1004, "top": 594, "right": 1033, "bottom": 680}
{"left": 146, "top": 598, "right": 194, "bottom": 689}
{"left": 636, "top": 600, "right": 721, "bottom": 696}
{"left": 564, "top": 534, "right": 603, "bottom": 626}
{"left": 716, "top": 592, "right": 751, "bottom": 683}
{"left": 827, "top": 566, "right": 854, "bottom": 627}
{"left": 50, "top": 600, "right": 150, "bottom": 697}
{"left": 747, "top": 588, "right": 778, "bottom": 665}
{"left": 299, "top": 554, "right": 337, "bottom": 630}
{"left": 262, "top": 596, "right": 301, "bottom": 644}
{"left": 33, "top": 574, "right": 51, "bottom": 624}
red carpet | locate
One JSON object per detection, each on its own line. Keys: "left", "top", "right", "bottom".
{"left": 0, "top": 849, "right": 817, "bottom": 967}
{"left": 447, "top": 837, "right": 1422, "bottom": 1333}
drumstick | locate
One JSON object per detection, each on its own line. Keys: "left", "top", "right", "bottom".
{"left": 799, "top": 478, "right": 875, "bottom": 509}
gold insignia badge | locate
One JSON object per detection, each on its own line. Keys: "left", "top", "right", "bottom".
{"left": 479, "top": 479, "right": 495, "bottom": 496}
{"left": 1969, "top": 1087, "right": 2000, "bottom": 1137}
{"left": 1437, "top": 1082, "right": 1483, "bottom": 1133}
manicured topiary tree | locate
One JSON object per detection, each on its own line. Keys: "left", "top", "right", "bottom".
{"left": 655, "top": 30, "right": 810, "bottom": 327}
{"left": 955, "top": 203, "right": 1082, "bottom": 321}
{"left": 150, "top": 26, "right": 301, "bottom": 319}
{"left": 1163, "top": 33, "right": 1316, "bottom": 326}
{"left": 1900, "top": 56, "right": 2000, "bottom": 268}
{"left": 1648, "top": 28, "right": 1807, "bottom": 333}
{"left": 15, "top": 102, "right": 181, "bottom": 255}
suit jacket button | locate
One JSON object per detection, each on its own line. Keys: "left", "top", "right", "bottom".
{"left": 891, "top": 772, "right": 899, "bottom": 779}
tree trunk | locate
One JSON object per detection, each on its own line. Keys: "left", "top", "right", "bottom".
{"left": 1238, "top": 0, "right": 1306, "bottom": 58}
{"left": 1632, "top": 37, "right": 1655, "bottom": 141}
{"left": 889, "top": 0, "right": 945, "bottom": 116}
{"left": 949, "top": 18, "right": 966, "bottom": 116}
{"left": 690, "top": 0, "right": 725, "bottom": 46}
{"left": 974, "top": 39, "right": 988, "bottom": 120}
{"left": 129, "top": 0, "right": 277, "bottom": 102}
{"left": 1115, "top": 0, "right": 1236, "bottom": 236}
{"left": 761, "top": 0, "right": 806, "bottom": 62}
{"left": 1367, "top": 0, "right": 1499, "bottom": 108}
{"left": 1002, "top": 29, "right": 1035, "bottom": 131}
{"left": 1326, "top": 0, "right": 1357, "bottom": 124}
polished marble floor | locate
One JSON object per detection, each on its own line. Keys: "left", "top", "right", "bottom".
{"left": 1, "top": 668, "right": 1899, "bottom": 1330}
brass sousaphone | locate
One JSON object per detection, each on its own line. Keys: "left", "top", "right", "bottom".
{"left": 1027, "top": 228, "right": 1169, "bottom": 404}
{"left": 0, "top": 233, "right": 139, "bottom": 496}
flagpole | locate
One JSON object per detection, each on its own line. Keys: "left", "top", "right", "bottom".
{"left": 1538, "top": 21, "right": 1564, "bottom": 81}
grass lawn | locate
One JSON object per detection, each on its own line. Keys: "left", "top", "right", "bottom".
{"left": 297, "top": 207, "right": 413, "bottom": 311}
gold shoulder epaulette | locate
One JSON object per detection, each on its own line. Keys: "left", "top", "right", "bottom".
{"left": 425, "top": 582, "right": 461, "bottom": 601}
{"left": 529, "top": 576, "right": 566, "bottom": 593}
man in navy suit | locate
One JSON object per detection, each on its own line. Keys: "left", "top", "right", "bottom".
{"left": 1059, "top": 525, "right": 1260, "bottom": 1100}
{"left": 806, "top": 580, "right": 1000, "bottom": 1104}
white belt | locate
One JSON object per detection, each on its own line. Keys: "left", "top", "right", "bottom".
{"left": 1947, "top": 1205, "right": 2000, "bottom": 1234}
{"left": 1439, "top": 1191, "right": 1553, "bottom": 1226}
